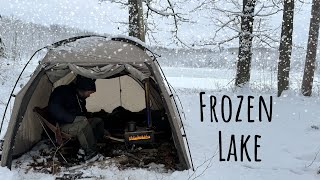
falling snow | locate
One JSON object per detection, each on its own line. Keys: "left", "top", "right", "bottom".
{"left": 0, "top": 0, "right": 320, "bottom": 179}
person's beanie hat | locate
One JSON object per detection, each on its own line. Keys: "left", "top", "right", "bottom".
{"left": 76, "top": 75, "right": 96, "bottom": 91}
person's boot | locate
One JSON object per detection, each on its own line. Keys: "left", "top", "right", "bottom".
{"left": 84, "top": 149, "right": 98, "bottom": 161}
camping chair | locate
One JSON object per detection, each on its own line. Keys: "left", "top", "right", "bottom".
{"left": 33, "top": 107, "right": 75, "bottom": 166}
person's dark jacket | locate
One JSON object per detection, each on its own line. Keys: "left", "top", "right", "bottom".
{"left": 48, "top": 84, "right": 87, "bottom": 124}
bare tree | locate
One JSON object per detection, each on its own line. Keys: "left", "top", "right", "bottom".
{"left": 99, "top": 0, "right": 187, "bottom": 45}
{"left": 128, "top": 0, "right": 145, "bottom": 41}
{"left": 235, "top": 0, "right": 256, "bottom": 87}
{"left": 301, "top": 0, "right": 320, "bottom": 96}
{"left": 192, "top": 0, "right": 282, "bottom": 49}
{"left": 144, "top": 0, "right": 188, "bottom": 46}
{"left": 277, "top": 0, "right": 294, "bottom": 97}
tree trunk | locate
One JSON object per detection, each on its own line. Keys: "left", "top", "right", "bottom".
{"left": 277, "top": 0, "right": 294, "bottom": 97}
{"left": 0, "top": 15, "right": 3, "bottom": 58}
{"left": 0, "top": 37, "right": 4, "bottom": 58}
{"left": 235, "top": 0, "right": 256, "bottom": 87}
{"left": 128, "top": 0, "right": 145, "bottom": 42}
{"left": 301, "top": 0, "right": 320, "bottom": 96}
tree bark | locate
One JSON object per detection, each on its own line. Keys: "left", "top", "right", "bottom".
{"left": 277, "top": 0, "right": 294, "bottom": 97}
{"left": 235, "top": 0, "right": 256, "bottom": 87}
{"left": 0, "top": 36, "right": 4, "bottom": 58}
{"left": 0, "top": 15, "right": 2, "bottom": 58}
{"left": 128, "top": 0, "right": 145, "bottom": 42}
{"left": 301, "top": 0, "right": 320, "bottom": 96}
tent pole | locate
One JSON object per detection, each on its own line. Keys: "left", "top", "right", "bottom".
{"left": 153, "top": 59, "right": 195, "bottom": 171}
{"left": 0, "top": 47, "right": 46, "bottom": 135}
{"left": 119, "top": 77, "right": 122, "bottom": 107}
{"left": 144, "top": 78, "right": 152, "bottom": 128}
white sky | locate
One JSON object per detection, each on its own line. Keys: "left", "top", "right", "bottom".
{"left": 0, "top": 0, "right": 314, "bottom": 48}
{"left": 0, "top": 0, "right": 126, "bottom": 33}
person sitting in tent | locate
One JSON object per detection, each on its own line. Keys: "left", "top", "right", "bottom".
{"left": 48, "top": 75, "right": 104, "bottom": 159}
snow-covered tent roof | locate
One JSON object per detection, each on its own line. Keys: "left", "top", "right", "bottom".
{"left": 42, "top": 36, "right": 152, "bottom": 65}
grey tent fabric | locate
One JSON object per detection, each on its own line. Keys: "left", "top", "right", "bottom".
{"left": 1, "top": 67, "right": 51, "bottom": 167}
{"left": 68, "top": 64, "right": 150, "bottom": 81}
{"left": 0, "top": 36, "right": 191, "bottom": 170}
{"left": 45, "top": 63, "right": 150, "bottom": 84}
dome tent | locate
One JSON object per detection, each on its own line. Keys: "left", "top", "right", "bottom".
{"left": 0, "top": 35, "right": 193, "bottom": 170}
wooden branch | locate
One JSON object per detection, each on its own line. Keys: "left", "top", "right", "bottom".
{"left": 200, "top": 34, "right": 240, "bottom": 47}
{"left": 144, "top": 0, "right": 178, "bottom": 16}
{"left": 99, "top": 0, "right": 128, "bottom": 6}
{"left": 212, "top": 17, "right": 237, "bottom": 40}
{"left": 189, "top": 0, "right": 210, "bottom": 13}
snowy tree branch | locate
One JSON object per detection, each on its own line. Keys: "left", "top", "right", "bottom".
{"left": 144, "top": 0, "right": 179, "bottom": 17}
{"left": 212, "top": 17, "right": 237, "bottom": 40}
{"left": 200, "top": 34, "right": 240, "bottom": 48}
{"left": 99, "top": 0, "right": 128, "bottom": 6}
{"left": 189, "top": 0, "right": 210, "bottom": 13}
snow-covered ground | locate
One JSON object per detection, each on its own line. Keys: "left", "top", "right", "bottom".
{"left": 1, "top": 63, "right": 320, "bottom": 179}
{"left": 0, "top": 0, "right": 319, "bottom": 178}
